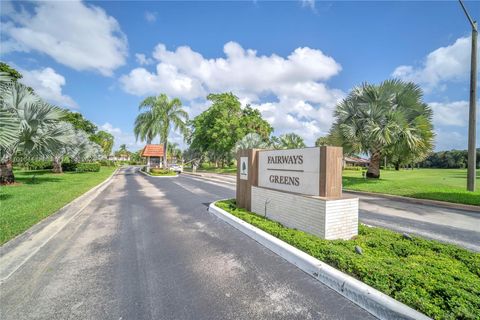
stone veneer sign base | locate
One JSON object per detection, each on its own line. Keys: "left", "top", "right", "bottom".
{"left": 251, "top": 186, "right": 358, "bottom": 240}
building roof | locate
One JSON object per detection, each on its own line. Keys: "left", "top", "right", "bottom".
{"left": 141, "top": 144, "right": 164, "bottom": 157}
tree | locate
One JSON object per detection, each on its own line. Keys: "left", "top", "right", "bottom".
{"left": 315, "top": 136, "right": 329, "bottom": 147}
{"left": 62, "top": 111, "right": 97, "bottom": 135}
{"left": 272, "top": 133, "right": 306, "bottom": 149}
{"left": 188, "top": 93, "right": 272, "bottom": 166}
{"left": 235, "top": 133, "right": 269, "bottom": 151}
{"left": 167, "top": 142, "right": 182, "bottom": 161}
{"left": 90, "top": 131, "right": 114, "bottom": 157}
{"left": 134, "top": 94, "right": 188, "bottom": 167}
{"left": 0, "top": 82, "right": 71, "bottom": 183}
{"left": 331, "top": 79, "right": 434, "bottom": 178}
{"left": 0, "top": 62, "right": 22, "bottom": 81}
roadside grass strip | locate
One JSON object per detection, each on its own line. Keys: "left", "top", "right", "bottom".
{"left": 343, "top": 169, "right": 480, "bottom": 206}
{"left": 0, "top": 167, "right": 116, "bottom": 245}
{"left": 216, "top": 199, "right": 480, "bottom": 320}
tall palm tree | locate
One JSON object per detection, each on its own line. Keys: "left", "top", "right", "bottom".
{"left": 331, "top": 79, "right": 434, "bottom": 178}
{"left": 134, "top": 94, "right": 188, "bottom": 167}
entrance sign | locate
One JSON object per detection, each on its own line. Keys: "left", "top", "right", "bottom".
{"left": 258, "top": 148, "right": 320, "bottom": 196}
{"left": 236, "top": 146, "right": 358, "bottom": 240}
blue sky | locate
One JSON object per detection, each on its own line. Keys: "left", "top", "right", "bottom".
{"left": 1, "top": 0, "right": 479, "bottom": 152}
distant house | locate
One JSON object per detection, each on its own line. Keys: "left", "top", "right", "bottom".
{"left": 344, "top": 156, "right": 370, "bottom": 167}
{"left": 141, "top": 144, "right": 165, "bottom": 168}
{"left": 108, "top": 153, "right": 131, "bottom": 161}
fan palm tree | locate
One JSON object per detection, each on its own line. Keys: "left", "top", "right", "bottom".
{"left": 0, "top": 82, "right": 71, "bottom": 183}
{"left": 331, "top": 79, "right": 434, "bottom": 178}
{"left": 275, "top": 133, "right": 306, "bottom": 149}
{"left": 235, "top": 133, "right": 269, "bottom": 151}
{"left": 134, "top": 94, "right": 188, "bottom": 167}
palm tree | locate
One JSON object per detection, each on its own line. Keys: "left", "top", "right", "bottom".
{"left": 331, "top": 79, "right": 434, "bottom": 178}
{"left": 274, "top": 133, "right": 306, "bottom": 149}
{"left": 167, "top": 142, "right": 182, "bottom": 161}
{"left": 134, "top": 94, "right": 188, "bottom": 167}
{"left": 0, "top": 81, "right": 71, "bottom": 183}
{"left": 235, "top": 133, "right": 269, "bottom": 151}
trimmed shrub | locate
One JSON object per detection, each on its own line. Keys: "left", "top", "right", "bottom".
{"left": 61, "top": 162, "right": 77, "bottom": 172}
{"left": 343, "top": 166, "right": 364, "bottom": 171}
{"left": 24, "top": 160, "right": 53, "bottom": 170}
{"left": 75, "top": 163, "right": 101, "bottom": 172}
{"left": 150, "top": 168, "right": 170, "bottom": 174}
{"left": 99, "top": 160, "right": 115, "bottom": 167}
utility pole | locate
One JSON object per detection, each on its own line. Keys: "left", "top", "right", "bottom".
{"left": 459, "top": 0, "right": 477, "bottom": 191}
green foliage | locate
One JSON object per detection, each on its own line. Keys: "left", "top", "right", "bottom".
{"left": 330, "top": 79, "right": 434, "bottom": 178}
{"left": 61, "top": 162, "right": 77, "bottom": 172}
{"left": 271, "top": 133, "right": 306, "bottom": 149}
{"left": 62, "top": 110, "right": 97, "bottom": 135}
{"left": 75, "top": 162, "right": 100, "bottom": 172}
{"left": 216, "top": 199, "right": 480, "bottom": 319}
{"left": 20, "top": 160, "right": 53, "bottom": 170}
{"left": 90, "top": 130, "right": 114, "bottom": 157}
{"left": 99, "top": 160, "right": 116, "bottom": 167}
{"left": 420, "top": 149, "right": 480, "bottom": 169}
{"left": 315, "top": 136, "right": 329, "bottom": 147}
{"left": 188, "top": 93, "right": 272, "bottom": 164}
{"left": 343, "top": 166, "right": 364, "bottom": 171}
{"left": 148, "top": 168, "right": 176, "bottom": 176}
{"left": 0, "top": 167, "right": 116, "bottom": 244}
{"left": 134, "top": 93, "right": 188, "bottom": 166}
{"left": 0, "top": 62, "right": 22, "bottom": 80}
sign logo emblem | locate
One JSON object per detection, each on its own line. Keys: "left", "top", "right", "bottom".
{"left": 240, "top": 157, "right": 248, "bottom": 180}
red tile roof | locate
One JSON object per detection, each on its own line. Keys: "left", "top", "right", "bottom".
{"left": 141, "top": 144, "right": 164, "bottom": 157}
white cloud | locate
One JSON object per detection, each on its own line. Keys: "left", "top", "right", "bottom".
{"left": 2, "top": 1, "right": 128, "bottom": 76}
{"left": 100, "top": 122, "right": 144, "bottom": 151}
{"left": 301, "top": 0, "right": 315, "bottom": 10}
{"left": 429, "top": 100, "right": 469, "bottom": 127}
{"left": 20, "top": 67, "right": 77, "bottom": 108}
{"left": 392, "top": 37, "right": 478, "bottom": 91}
{"left": 120, "top": 42, "right": 344, "bottom": 145}
{"left": 144, "top": 11, "right": 157, "bottom": 23}
{"left": 135, "top": 53, "right": 154, "bottom": 66}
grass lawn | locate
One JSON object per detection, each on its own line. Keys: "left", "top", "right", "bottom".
{"left": 216, "top": 199, "right": 480, "bottom": 319}
{"left": 0, "top": 167, "right": 116, "bottom": 245}
{"left": 343, "top": 168, "right": 480, "bottom": 206}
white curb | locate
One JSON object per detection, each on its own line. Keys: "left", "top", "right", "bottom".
{"left": 209, "top": 202, "right": 431, "bottom": 320}
{"left": 139, "top": 169, "right": 178, "bottom": 178}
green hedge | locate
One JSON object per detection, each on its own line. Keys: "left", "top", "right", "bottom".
{"left": 343, "top": 166, "right": 364, "bottom": 171}
{"left": 61, "top": 162, "right": 77, "bottom": 172}
{"left": 216, "top": 199, "right": 480, "bottom": 319}
{"left": 22, "top": 160, "right": 53, "bottom": 170}
{"left": 61, "top": 162, "right": 101, "bottom": 172}
{"left": 150, "top": 168, "right": 170, "bottom": 174}
{"left": 76, "top": 163, "right": 100, "bottom": 172}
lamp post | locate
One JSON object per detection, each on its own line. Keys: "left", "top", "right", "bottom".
{"left": 459, "top": 0, "right": 477, "bottom": 192}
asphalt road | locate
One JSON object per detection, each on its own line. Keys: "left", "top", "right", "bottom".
{"left": 183, "top": 171, "right": 480, "bottom": 252}
{"left": 0, "top": 167, "right": 375, "bottom": 320}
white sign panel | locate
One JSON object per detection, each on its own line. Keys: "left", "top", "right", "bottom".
{"left": 240, "top": 157, "right": 248, "bottom": 180}
{"left": 258, "top": 148, "right": 320, "bottom": 195}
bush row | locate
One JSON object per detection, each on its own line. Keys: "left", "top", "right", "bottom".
{"left": 216, "top": 199, "right": 480, "bottom": 320}
{"left": 61, "top": 162, "right": 100, "bottom": 172}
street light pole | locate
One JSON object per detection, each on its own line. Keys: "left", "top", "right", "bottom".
{"left": 459, "top": 0, "right": 477, "bottom": 192}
